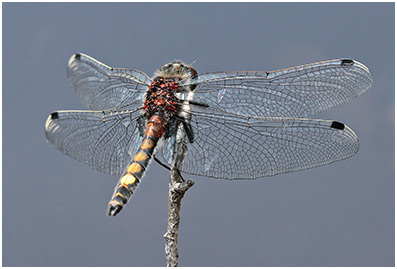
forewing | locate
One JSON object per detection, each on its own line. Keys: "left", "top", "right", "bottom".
{"left": 45, "top": 109, "right": 144, "bottom": 175}
{"left": 67, "top": 53, "right": 151, "bottom": 110}
{"left": 190, "top": 59, "right": 373, "bottom": 117}
{"left": 158, "top": 111, "right": 359, "bottom": 179}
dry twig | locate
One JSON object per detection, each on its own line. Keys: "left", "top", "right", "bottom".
{"left": 163, "top": 128, "right": 194, "bottom": 266}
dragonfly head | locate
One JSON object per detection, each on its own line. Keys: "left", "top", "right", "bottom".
{"left": 154, "top": 61, "right": 198, "bottom": 81}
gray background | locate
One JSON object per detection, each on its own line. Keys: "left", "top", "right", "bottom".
{"left": 3, "top": 2, "right": 394, "bottom": 267}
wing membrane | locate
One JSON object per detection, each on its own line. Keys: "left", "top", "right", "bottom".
{"left": 158, "top": 109, "right": 359, "bottom": 179}
{"left": 45, "top": 109, "right": 144, "bottom": 175}
{"left": 190, "top": 59, "right": 373, "bottom": 117}
{"left": 67, "top": 53, "right": 151, "bottom": 110}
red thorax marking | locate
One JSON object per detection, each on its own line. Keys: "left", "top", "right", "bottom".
{"left": 144, "top": 79, "right": 179, "bottom": 113}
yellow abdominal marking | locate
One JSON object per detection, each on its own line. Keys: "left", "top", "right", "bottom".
{"left": 134, "top": 151, "right": 148, "bottom": 162}
{"left": 113, "top": 192, "right": 125, "bottom": 199}
{"left": 109, "top": 200, "right": 122, "bottom": 206}
{"left": 120, "top": 174, "right": 136, "bottom": 185}
{"left": 127, "top": 163, "right": 142, "bottom": 174}
{"left": 140, "top": 139, "right": 154, "bottom": 150}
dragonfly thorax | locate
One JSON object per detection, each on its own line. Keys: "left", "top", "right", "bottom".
{"left": 144, "top": 78, "right": 180, "bottom": 121}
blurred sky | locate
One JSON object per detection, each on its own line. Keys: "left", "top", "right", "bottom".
{"left": 3, "top": 2, "right": 394, "bottom": 267}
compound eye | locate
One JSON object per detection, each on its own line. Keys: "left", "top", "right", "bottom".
{"left": 159, "top": 63, "right": 171, "bottom": 71}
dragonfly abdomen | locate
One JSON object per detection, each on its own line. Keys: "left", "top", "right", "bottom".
{"left": 107, "top": 115, "right": 165, "bottom": 216}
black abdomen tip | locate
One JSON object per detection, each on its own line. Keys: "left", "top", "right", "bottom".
{"left": 341, "top": 59, "right": 354, "bottom": 66}
{"left": 75, "top": 53, "right": 81, "bottom": 60}
{"left": 107, "top": 204, "right": 122, "bottom": 217}
{"left": 50, "top": 112, "right": 59, "bottom": 120}
{"left": 331, "top": 121, "right": 345, "bottom": 130}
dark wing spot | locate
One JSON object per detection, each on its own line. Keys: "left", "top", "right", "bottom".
{"left": 50, "top": 112, "right": 59, "bottom": 120}
{"left": 331, "top": 121, "right": 345, "bottom": 130}
{"left": 75, "top": 53, "right": 81, "bottom": 60}
{"left": 341, "top": 59, "right": 354, "bottom": 66}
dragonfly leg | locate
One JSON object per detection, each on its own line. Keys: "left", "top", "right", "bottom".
{"left": 188, "top": 100, "right": 209, "bottom": 108}
{"left": 167, "top": 117, "right": 194, "bottom": 143}
{"left": 182, "top": 120, "right": 194, "bottom": 143}
{"left": 154, "top": 156, "right": 186, "bottom": 182}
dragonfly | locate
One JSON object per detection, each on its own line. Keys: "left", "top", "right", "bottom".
{"left": 45, "top": 53, "right": 373, "bottom": 216}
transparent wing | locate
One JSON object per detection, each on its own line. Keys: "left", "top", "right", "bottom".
{"left": 45, "top": 109, "right": 144, "bottom": 175}
{"left": 67, "top": 53, "right": 151, "bottom": 110}
{"left": 158, "top": 109, "right": 359, "bottom": 179}
{"left": 189, "top": 59, "right": 373, "bottom": 118}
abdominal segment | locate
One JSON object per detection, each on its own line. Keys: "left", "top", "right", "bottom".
{"left": 107, "top": 115, "right": 165, "bottom": 216}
